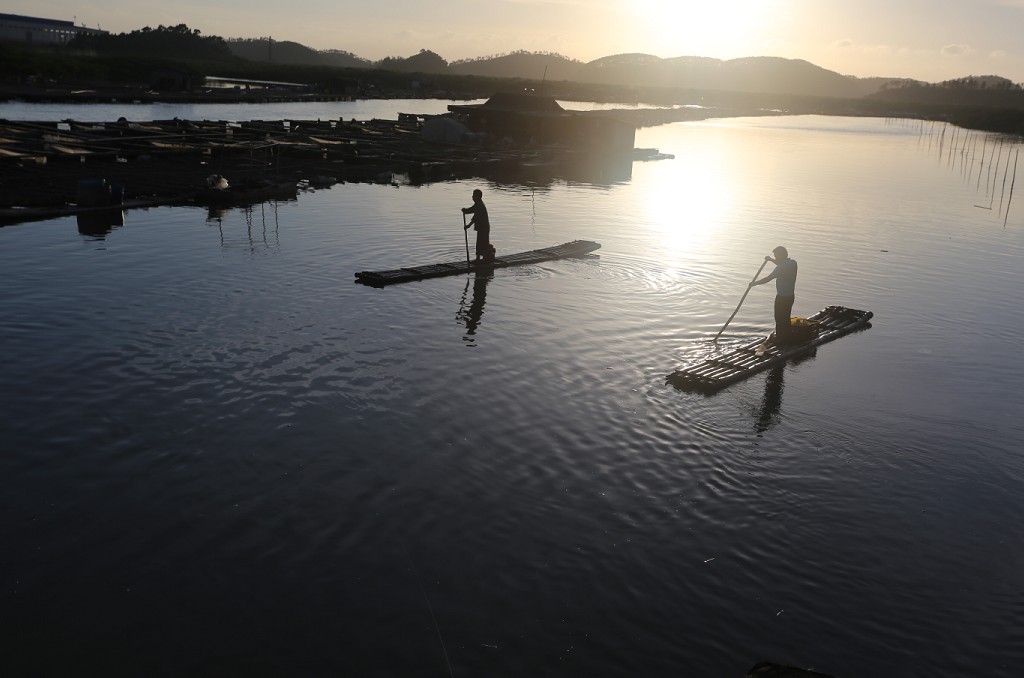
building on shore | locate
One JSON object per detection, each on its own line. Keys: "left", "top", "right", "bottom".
{"left": 0, "top": 13, "right": 106, "bottom": 46}
{"left": 448, "top": 92, "right": 636, "bottom": 153}
{"left": 203, "top": 76, "right": 314, "bottom": 93}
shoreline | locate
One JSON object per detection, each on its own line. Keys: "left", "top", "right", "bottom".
{"left": 0, "top": 83, "right": 360, "bottom": 106}
{"left": 1, "top": 85, "right": 970, "bottom": 227}
{"left": 0, "top": 105, "right": 743, "bottom": 226}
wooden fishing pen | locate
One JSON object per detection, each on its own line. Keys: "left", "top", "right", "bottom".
{"left": 0, "top": 104, "right": 708, "bottom": 225}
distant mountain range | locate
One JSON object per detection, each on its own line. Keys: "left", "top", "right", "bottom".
{"left": 452, "top": 52, "right": 908, "bottom": 98}
{"left": 227, "top": 38, "right": 373, "bottom": 70}
{"left": 225, "top": 40, "right": 920, "bottom": 98}
{"left": 221, "top": 39, "right": 1024, "bottom": 115}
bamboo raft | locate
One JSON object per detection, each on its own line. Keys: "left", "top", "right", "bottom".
{"left": 667, "top": 306, "right": 873, "bottom": 393}
{"left": 354, "top": 239, "right": 601, "bottom": 287}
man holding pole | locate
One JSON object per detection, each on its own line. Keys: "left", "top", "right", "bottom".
{"left": 749, "top": 246, "right": 798, "bottom": 343}
{"left": 461, "top": 189, "right": 492, "bottom": 264}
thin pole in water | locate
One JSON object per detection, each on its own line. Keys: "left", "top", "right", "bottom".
{"left": 1004, "top": 148, "right": 1018, "bottom": 228}
{"left": 462, "top": 212, "right": 470, "bottom": 269}
{"left": 401, "top": 541, "right": 455, "bottom": 678}
{"left": 968, "top": 133, "right": 979, "bottom": 181}
{"left": 714, "top": 258, "right": 771, "bottom": 343}
{"left": 999, "top": 145, "right": 1013, "bottom": 215}
{"left": 976, "top": 137, "right": 987, "bottom": 191}
{"left": 988, "top": 139, "right": 1003, "bottom": 195}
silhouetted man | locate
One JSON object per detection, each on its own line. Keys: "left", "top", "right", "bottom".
{"left": 749, "top": 246, "right": 798, "bottom": 342}
{"left": 461, "top": 189, "right": 491, "bottom": 263}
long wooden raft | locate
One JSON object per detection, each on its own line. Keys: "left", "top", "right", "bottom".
{"left": 355, "top": 239, "right": 601, "bottom": 287}
{"left": 667, "top": 306, "right": 873, "bottom": 393}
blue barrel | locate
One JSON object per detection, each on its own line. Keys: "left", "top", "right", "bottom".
{"left": 76, "top": 179, "right": 111, "bottom": 207}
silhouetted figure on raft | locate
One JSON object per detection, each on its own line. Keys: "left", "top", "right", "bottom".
{"left": 461, "top": 188, "right": 494, "bottom": 264}
{"left": 749, "top": 245, "right": 798, "bottom": 343}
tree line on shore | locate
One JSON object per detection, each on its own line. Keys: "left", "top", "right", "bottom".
{"left": 3, "top": 23, "right": 1024, "bottom": 134}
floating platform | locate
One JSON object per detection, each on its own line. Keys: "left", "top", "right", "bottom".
{"left": 354, "top": 239, "right": 601, "bottom": 287}
{"left": 667, "top": 306, "right": 873, "bottom": 393}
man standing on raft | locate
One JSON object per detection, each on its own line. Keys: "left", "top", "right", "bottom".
{"left": 462, "top": 189, "right": 491, "bottom": 263}
{"left": 749, "top": 246, "right": 798, "bottom": 343}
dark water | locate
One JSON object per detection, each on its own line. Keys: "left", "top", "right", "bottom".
{"left": 2, "top": 115, "right": 1023, "bottom": 677}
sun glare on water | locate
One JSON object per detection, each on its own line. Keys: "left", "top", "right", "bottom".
{"left": 639, "top": 128, "right": 735, "bottom": 258}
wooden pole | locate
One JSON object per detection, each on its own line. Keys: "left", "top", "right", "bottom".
{"left": 977, "top": 138, "right": 987, "bottom": 190}
{"left": 714, "top": 258, "right": 771, "bottom": 342}
{"left": 1004, "top": 149, "right": 1018, "bottom": 228}
{"left": 988, "top": 139, "right": 1003, "bottom": 195}
{"left": 999, "top": 145, "right": 1013, "bottom": 215}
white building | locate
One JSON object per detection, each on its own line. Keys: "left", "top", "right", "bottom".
{"left": 0, "top": 13, "right": 107, "bottom": 46}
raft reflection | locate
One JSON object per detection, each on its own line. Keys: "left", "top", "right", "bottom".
{"left": 76, "top": 208, "right": 125, "bottom": 237}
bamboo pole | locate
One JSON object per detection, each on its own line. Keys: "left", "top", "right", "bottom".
{"left": 999, "top": 145, "right": 1013, "bottom": 215}
{"left": 714, "top": 258, "right": 771, "bottom": 343}
{"left": 989, "top": 139, "right": 1004, "bottom": 198}
{"left": 976, "top": 137, "right": 986, "bottom": 190}
{"left": 968, "top": 133, "right": 979, "bottom": 181}
{"left": 1004, "top": 149, "right": 1018, "bottom": 228}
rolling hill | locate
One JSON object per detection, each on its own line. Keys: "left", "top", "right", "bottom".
{"left": 226, "top": 39, "right": 915, "bottom": 98}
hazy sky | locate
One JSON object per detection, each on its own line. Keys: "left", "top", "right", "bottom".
{"left": 12, "top": 0, "right": 1024, "bottom": 83}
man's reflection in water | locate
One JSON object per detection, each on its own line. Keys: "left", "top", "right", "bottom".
{"left": 755, "top": 365, "right": 785, "bottom": 434}
{"left": 457, "top": 272, "right": 491, "bottom": 345}
{"left": 754, "top": 350, "right": 817, "bottom": 433}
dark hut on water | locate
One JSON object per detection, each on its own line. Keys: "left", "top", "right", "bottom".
{"left": 447, "top": 93, "right": 635, "bottom": 152}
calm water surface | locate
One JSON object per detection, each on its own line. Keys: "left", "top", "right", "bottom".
{"left": 2, "top": 113, "right": 1023, "bottom": 677}
{"left": 0, "top": 98, "right": 478, "bottom": 122}
{"left": 0, "top": 97, "right": 675, "bottom": 122}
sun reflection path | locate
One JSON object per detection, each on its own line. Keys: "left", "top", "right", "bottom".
{"left": 638, "top": 140, "right": 735, "bottom": 266}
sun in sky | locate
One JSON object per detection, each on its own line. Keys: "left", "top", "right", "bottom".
{"left": 9, "top": 0, "right": 1024, "bottom": 82}
{"left": 624, "top": 0, "right": 785, "bottom": 59}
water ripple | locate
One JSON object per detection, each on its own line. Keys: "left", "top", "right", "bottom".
{"left": 3, "top": 115, "right": 1024, "bottom": 677}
